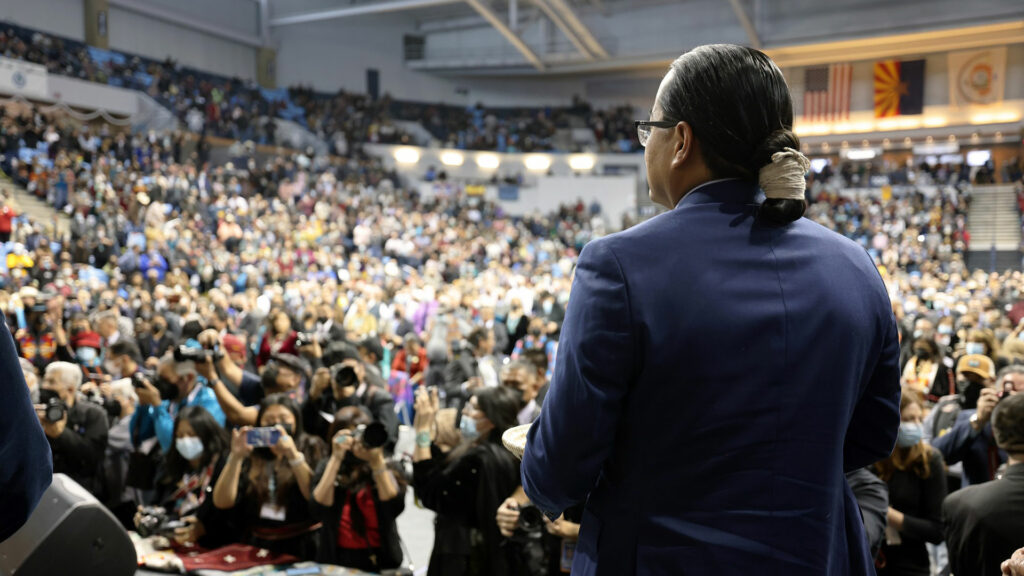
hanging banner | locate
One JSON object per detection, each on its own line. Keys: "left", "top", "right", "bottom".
{"left": 0, "top": 56, "right": 48, "bottom": 99}
{"left": 948, "top": 47, "right": 1007, "bottom": 106}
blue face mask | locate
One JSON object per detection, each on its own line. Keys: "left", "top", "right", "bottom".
{"left": 76, "top": 347, "right": 99, "bottom": 366}
{"left": 965, "top": 343, "right": 986, "bottom": 356}
{"left": 896, "top": 422, "right": 923, "bottom": 448}
{"left": 460, "top": 415, "right": 479, "bottom": 440}
{"left": 175, "top": 436, "right": 204, "bottom": 461}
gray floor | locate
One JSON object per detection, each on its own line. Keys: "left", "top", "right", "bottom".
{"left": 394, "top": 426, "right": 436, "bottom": 576}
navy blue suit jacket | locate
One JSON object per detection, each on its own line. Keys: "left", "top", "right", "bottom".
{"left": 522, "top": 180, "right": 901, "bottom": 576}
{"left": 0, "top": 318, "right": 52, "bottom": 542}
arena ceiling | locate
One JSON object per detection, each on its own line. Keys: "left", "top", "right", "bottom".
{"left": 264, "top": 0, "right": 1024, "bottom": 76}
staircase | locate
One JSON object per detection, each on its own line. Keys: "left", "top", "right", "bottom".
{"left": 0, "top": 179, "right": 69, "bottom": 239}
{"left": 965, "top": 185, "right": 1021, "bottom": 272}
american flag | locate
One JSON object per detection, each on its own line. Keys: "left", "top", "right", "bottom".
{"left": 803, "top": 63, "right": 852, "bottom": 121}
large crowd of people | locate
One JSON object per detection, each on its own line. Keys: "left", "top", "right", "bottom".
{"left": 1, "top": 71, "right": 1024, "bottom": 573}
{"left": 0, "top": 21, "right": 641, "bottom": 154}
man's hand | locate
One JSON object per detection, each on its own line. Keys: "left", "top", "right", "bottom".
{"left": 496, "top": 498, "right": 521, "bottom": 538}
{"left": 144, "top": 357, "right": 160, "bottom": 370}
{"left": 310, "top": 367, "right": 332, "bottom": 400}
{"left": 197, "top": 329, "right": 221, "bottom": 351}
{"left": 1003, "top": 547, "right": 1024, "bottom": 576}
{"left": 545, "top": 515, "right": 581, "bottom": 540}
{"left": 464, "top": 377, "right": 482, "bottom": 392}
{"left": 135, "top": 377, "right": 163, "bottom": 407}
{"left": 173, "top": 516, "right": 205, "bottom": 546}
{"left": 196, "top": 357, "right": 216, "bottom": 381}
{"left": 975, "top": 387, "right": 999, "bottom": 427}
{"left": 36, "top": 406, "right": 67, "bottom": 439}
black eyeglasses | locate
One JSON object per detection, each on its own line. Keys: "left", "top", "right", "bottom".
{"left": 635, "top": 120, "right": 677, "bottom": 147}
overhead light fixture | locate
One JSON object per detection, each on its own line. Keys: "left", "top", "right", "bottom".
{"left": 844, "top": 149, "right": 877, "bottom": 160}
{"left": 568, "top": 155, "right": 595, "bottom": 171}
{"left": 440, "top": 151, "right": 464, "bottom": 167}
{"left": 948, "top": 134, "right": 957, "bottom": 142}
{"left": 476, "top": 153, "right": 500, "bottom": 169}
{"left": 393, "top": 147, "right": 421, "bottom": 165}
{"left": 882, "top": 138, "right": 891, "bottom": 148}
{"left": 861, "top": 139, "right": 870, "bottom": 147}
{"left": 524, "top": 154, "right": 551, "bottom": 171}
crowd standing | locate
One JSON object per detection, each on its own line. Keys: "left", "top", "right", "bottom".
{"left": 0, "top": 21, "right": 640, "bottom": 154}
{"left": 0, "top": 52, "right": 1023, "bottom": 573}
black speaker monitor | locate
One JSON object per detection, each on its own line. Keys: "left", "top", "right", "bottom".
{"left": 0, "top": 474, "right": 136, "bottom": 576}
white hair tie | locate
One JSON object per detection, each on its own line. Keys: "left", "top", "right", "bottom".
{"left": 758, "top": 147, "right": 810, "bottom": 201}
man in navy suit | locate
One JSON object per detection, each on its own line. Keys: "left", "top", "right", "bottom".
{"left": 522, "top": 45, "right": 901, "bottom": 575}
{"left": 0, "top": 315, "right": 53, "bottom": 542}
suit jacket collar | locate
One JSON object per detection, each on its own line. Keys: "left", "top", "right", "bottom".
{"left": 675, "top": 178, "right": 761, "bottom": 209}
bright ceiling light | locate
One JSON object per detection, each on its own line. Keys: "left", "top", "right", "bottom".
{"left": 568, "top": 155, "right": 595, "bottom": 171}
{"left": 476, "top": 153, "right": 500, "bottom": 169}
{"left": 440, "top": 151, "right": 464, "bottom": 167}
{"left": 393, "top": 147, "right": 420, "bottom": 165}
{"left": 844, "top": 149, "right": 877, "bottom": 160}
{"left": 524, "top": 154, "right": 551, "bottom": 171}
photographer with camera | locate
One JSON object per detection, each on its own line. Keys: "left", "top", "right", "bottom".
{"left": 205, "top": 351, "right": 310, "bottom": 427}
{"left": 928, "top": 359, "right": 1018, "bottom": 486}
{"left": 212, "top": 394, "right": 325, "bottom": 559}
{"left": 130, "top": 345, "right": 227, "bottom": 453}
{"left": 302, "top": 350, "right": 399, "bottom": 447}
{"left": 412, "top": 385, "right": 521, "bottom": 576}
{"left": 943, "top": 393, "right": 1024, "bottom": 576}
{"left": 36, "top": 361, "right": 110, "bottom": 496}
{"left": 311, "top": 406, "right": 407, "bottom": 572}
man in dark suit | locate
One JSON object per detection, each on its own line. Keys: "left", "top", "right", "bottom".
{"left": 942, "top": 393, "right": 1024, "bottom": 576}
{"left": 522, "top": 45, "right": 900, "bottom": 576}
{"left": 0, "top": 318, "right": 52, "bottom": 542}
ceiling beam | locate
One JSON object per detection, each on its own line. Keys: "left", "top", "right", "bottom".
{"left": 270, "top": 0, "right": 464, "bottom": 27}
{"left": 534, "top": 0, "right": 595, "bottom": 60}
{"left": 543, "top": 0, "right": 608, "bottom": 58}
{"left": 464, "top": 0, "right": 546, "bottom": 70}
{"left": 725, "top": 0, "right": 761, "bottom": 49}
{"left": 107, "top": 0, "right": 263, "bottom": 47}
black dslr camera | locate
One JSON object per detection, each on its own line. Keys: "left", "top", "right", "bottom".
{"left": 353, "top": 421, "right": 389, "bottom": 449}
{"left": 132, "top": 370, "right": 179, "bottom": 402}
{"left": 509, "top": 503, "right": 545, "bottom": 543}
{"left": 173, "top": 344, "right": 223, "bottom": 363}
{"left": 333, "top": 364, "right": 359, "bottom": 389}
{"left": 38, "top": 388, "right": 67, "bottom": 423}
{"left": 135, "top": 506, "right": 186, "bottom": 538}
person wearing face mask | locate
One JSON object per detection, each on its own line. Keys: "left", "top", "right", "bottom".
{"left": 961, "top": 328, "right": 999, "bottom": 363}
{"left": 204, "top": 352, "right": 308, "bottom": 427}
{"left": 870, "top": 389, "right": 947, "bottom": 576}
{"left": 130, "top": 350, "right": 227, "bottom": 453}
{"left": 302, "top": 345, "right": 399, "bottom": 447}
{"left": 511, "top": 319, "right": 558, "bottom": 383}
{"left": 901, "top": 338, "right": 954, "bottom": 401}
{"left": 101, "top": 377, "right": 144, "bottom": 526}
{"left": 213, "top": 394, "right": 325, "bottom": 559}
{"left": 138, "top": 317, "right": 176, "bottom": 364}
{"left": 503, "top": 299, "right": 530, "bottom": 356}
{"left": 311, "top": 406, "right": 407, "bottom": 572}
{"left": 927, "top": 356, "right": 1009, "bottom": 487}
{"left": 412, "top": 386, "right": 521, "bottom": 576}
{"left": 147, "top": 406, "right": 232, "bottom": 548}
{"left": 935, "top": 320, "right": 957, "bottom": 355}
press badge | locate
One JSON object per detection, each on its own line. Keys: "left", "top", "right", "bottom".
{"left": 260, "top": 503, "right": 287, "bottom": 521}
{"left": 560, "top": 540, "right": 576, "bottom": 573}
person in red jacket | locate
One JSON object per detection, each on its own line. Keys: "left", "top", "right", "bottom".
{"left": 0, "top": 201, "right": 15, "bottom": 244}
{"left": 391, "top": 333, "right": 429, "bottom": 384}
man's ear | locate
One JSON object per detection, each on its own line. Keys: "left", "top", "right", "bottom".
{"left": 670, "top": 121, "right": 695, "bottom": 172}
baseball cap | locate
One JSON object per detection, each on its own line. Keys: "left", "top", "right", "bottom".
{"left": 956, "top": 354, "right": 995, "bottom": 380}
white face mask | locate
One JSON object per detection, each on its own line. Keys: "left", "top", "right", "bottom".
{"left": 965, "top": 342, "right": 986, "bottom": 356}
{"left": 175, "top": 436, "right": 204, "bottom": 461}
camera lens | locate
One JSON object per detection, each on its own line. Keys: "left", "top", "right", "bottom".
{"left": 335, "top": 366, "right": 357, "bottom": 388}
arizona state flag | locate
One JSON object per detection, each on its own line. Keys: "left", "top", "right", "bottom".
{"left": 874, "top": 59, "right": 925, "bottom": 117}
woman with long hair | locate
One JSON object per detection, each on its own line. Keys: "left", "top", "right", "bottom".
{"left": 412, "top": 385, "right": 521, "bottom": 576}
{"left": 311, "top": 406, "right": 407, "bottom": 572}
{"left": 871, "top": 388, "right": 948, "bottom": 575}
{"left": 257, "top": 310, "right": 298, "bottom": 369}
{"left": 212, "top": 394, "right": 325, "bottom": 559}
{"left": 151, "top": 405, "right": 232, "bottom": 547}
